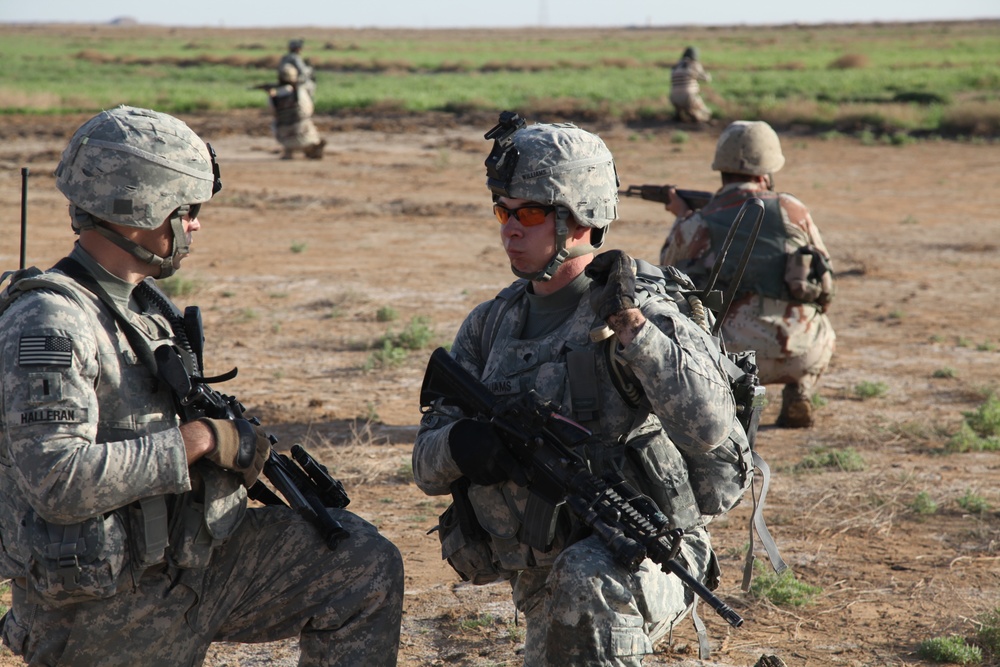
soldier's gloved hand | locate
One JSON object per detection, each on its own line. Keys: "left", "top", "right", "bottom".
{"left": 448, "top": 419, "right": 526, "bottom": 486}
{"left": 200, "top": 418, "right": 272, "bottom": 487}
{"left": 586, "top": 250, "right": 637, "bottom": 321}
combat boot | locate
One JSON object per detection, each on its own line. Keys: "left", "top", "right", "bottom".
{"left": 776, "top": 383, "right": 813, "bottom": 428}
{"left": 305, "top": 138, "right": 326, "bottom": 159}
{"left": 281, "top": 147, "right": 294, "bottom": 160}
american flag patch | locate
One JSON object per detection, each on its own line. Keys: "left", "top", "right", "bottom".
{"left": 18, "top": 335, "right": 74, "bottom": 367}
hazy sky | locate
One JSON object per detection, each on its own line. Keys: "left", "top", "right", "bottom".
{"left": 2, "top": 0, "right": 998, "bottom": 28}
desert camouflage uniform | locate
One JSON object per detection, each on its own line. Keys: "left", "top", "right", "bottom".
{"left": 270, "top": 82, "right": 324, "bottom": 159}
{"left": 669, "top": 58, "right": 712, "bottom": 123}
{"left": 660, "top": 181, "right": 836, "bottom": 399}
{"left": 414, "top": 269, "right": 742, "bottom": 666}
{"left": 0, "top": 245, "right": 403, "bottom": 666}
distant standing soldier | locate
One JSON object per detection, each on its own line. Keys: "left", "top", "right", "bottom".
{"left": 269, "top": 63, "right": 326, "bottom": 160}
{"left": 279, "top": 38, "right": 316, "bottom": 98}
{"left": 670, "top": 46, "right": 712, "bottom": 124}
{"left": 660, "top": 120, "right": 836, "bottom": 427}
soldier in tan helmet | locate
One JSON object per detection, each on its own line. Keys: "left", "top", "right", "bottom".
{"left": 659, "top": 120, "right": 836, "bottom": 428}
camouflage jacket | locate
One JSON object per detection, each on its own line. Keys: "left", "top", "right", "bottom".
{"left": 670, "top": 58, "right": 711, "bottom": 95}
{"left": 0, "top": 245, "right": 245, "bottom": 606}
{"left": 413, "top": 269, "right": 740, "bottom": 574}
{"left": 659, "top": 182, "right": 836, "bottom": 364}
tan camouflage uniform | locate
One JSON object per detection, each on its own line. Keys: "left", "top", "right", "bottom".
{"left": 414, "top": 273, "right": 741, "bottom": 666}
{"left": 669, "top": 57, "right": 712, "bottom": 124}
{"left": 270, "top": 68, "right": 324, "bottom": 160}
{"left": 660, "top": 181, "right": 836, "bottom": 404}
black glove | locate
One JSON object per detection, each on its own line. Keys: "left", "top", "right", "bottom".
{"left": 448, "top": 419, "right": 525, "bottom": 486}
{"left": 201, "top": 417, "right": 272, "bottom": 487}
{"left": 586, "top": 250, "right": 637, "bottom": 321}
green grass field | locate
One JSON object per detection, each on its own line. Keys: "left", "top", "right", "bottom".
{"left": 2, "top": 21, "right": 998, "bottom": 136}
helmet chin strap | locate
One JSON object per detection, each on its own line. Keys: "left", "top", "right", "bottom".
{"left": 72, "top": 205, "right": 189, "bottom": 279}
{"left": 509, "top": 208, "right": 602, "bottom": 282}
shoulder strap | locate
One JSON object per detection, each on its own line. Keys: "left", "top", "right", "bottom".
{"left": 479, "top": 279, "right": 528, "bottom": 363}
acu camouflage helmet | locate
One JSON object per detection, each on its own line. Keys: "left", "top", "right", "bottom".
{"left": 711, "top": 120, "right": 785, "bottom": 176}
{"left": 489, "top": 120, "right": 619, "bottom": 230}
{"left": 55, "top": 105, "right": 219, "bottom": 230}
{"left": 484, "top": 112, "right": 619, "bottom": 281}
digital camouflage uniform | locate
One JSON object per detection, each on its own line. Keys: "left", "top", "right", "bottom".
{"left": 669, "top": 51, "right": 712, "bottom": 124}
{"left": 660, "top": 182, "right": 836, "bottom": 407}
{"left": 414, "top": 118, "right": 744, "bottom": 667}
{"left": 0, "top": 106, "right": 401, "bottom": 666}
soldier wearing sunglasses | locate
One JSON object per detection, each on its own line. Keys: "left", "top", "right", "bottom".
{"left": 414, "top": 113, "right": 745, "bottom": 666}
{"left": 0, "top": 106, "right": 403, "bottom": 666}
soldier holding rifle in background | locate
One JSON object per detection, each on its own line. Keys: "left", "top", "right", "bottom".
{"left": 0, "top": 106, "right": 402, "bottom": 666}
{"left": 659, "top": 120, "right": 836, "bottom": 428}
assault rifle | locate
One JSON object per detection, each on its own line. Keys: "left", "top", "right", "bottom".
{"left": 419, "top": 347, "right": 744, "bottom": 628}
{"left": 155, "top": 342, "right": 351, "bottom": 551}
{"left": 619, "top": 184, "right": 712, "bottom": 211}
{"left": 248, "top": 82, "right": 280, "bottom": 91}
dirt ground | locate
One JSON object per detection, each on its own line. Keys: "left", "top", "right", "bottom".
{"left": 1, "top": 109, "right": 999, "bottom": 667}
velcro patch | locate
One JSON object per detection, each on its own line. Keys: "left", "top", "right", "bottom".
{"left": 17, "top": 407, "right": 88, "bottom": 425}
{"left": 18, "top": 335, "right": 73, "bottom": 367}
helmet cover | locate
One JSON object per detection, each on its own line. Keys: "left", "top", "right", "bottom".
{"left": 490, "top": 121, "right": 619, "bottom": 229}
{"left": 55, "top": 106, "right": 217, "bottom": 229}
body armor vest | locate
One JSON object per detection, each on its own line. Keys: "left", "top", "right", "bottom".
{"left": 696, "top": 190, "right": 788, "bottom": 300}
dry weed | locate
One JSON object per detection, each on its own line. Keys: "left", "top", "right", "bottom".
{"left": 828, "top": 53, "right": 870, "bottom": 69}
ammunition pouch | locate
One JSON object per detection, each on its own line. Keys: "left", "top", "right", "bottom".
{"left": 168, "top": 465, "right": 247, "bottom": 570}
{"left": 784, "top": 245, "right": 834, "bottom": 312}
{"left": 433, "top": 479, "right": 510, "bottom": 585}
{"left": 24, "top": 511, "right": 127, "bottom": 608}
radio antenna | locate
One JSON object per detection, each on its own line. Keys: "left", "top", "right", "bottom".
{"left": 20, "top": 167, "right": 29, "bottom": 270}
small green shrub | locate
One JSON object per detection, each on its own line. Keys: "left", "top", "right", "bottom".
{"left": 798, "top": 447, "right": 867, "bottom": 472}
{"left": 156, "top": 274, "right": 200, "bottom": 297}
{"left": 947, "top": 395, "right": 1000, "bottom": 452}
{"left": 459, "top": 613, "right": 497, "bottom": 631}
{"left": 748, "top": 567, "right": 822, "bottom": 607}
{"left": 917, "top": 636, "right": 982, "bottom": 665}
{"left": 811, "top": 394, "right": 828, "bottom": 408}
{"left": 376, "top": 306, "right": 398, "bottom": 322}
{"left": 957, "top": 489, "right": 991, "bottom": 514}
{"left": 364, "top": 339, "right": 407, "bottom": 370}
{"left": 977, "top": 607, "right": 1000, "bottom": 656}
{"left": 854, "top": 381, "right": 889, "bottom": 400}
{"left": 394, "top": 316, "right": 434, "bottom": 350}
{"left": 670, "top": 131, "right": 689, "bottom": 144}
{"left": 976, "top": 607, "right": 1000, "bottom": 658}
{"left": 932, "top": 367, "right": 957, "bottom": 379}
{"left": 909, "top": 491, "right": 938, "bottom": 515}
{"left": 290, "top": 241, "right": 307, "bottom": 253}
